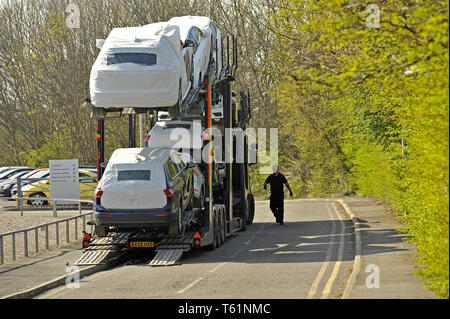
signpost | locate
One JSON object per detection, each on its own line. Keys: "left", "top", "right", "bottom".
{"left": 49, "top": 159, "right": 79, "bottom": 207}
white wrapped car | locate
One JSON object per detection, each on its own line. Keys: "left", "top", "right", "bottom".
{"left": 169, "top": 16, "right": 222, "bottom": 88}
{"left": 90, "top": 22, "right": 190, "bottom": 109}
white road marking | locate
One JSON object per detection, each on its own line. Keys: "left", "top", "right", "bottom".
{"left": 209, "top": 262, "right": 227, "bottom": 273}
{"left": 244, "top": 235, "right": 256, "bottom": 245}
{"left": 306, "top": 203, "right": 337, "bottom": 299}
{"left": 256, "top": 224, "right": 266, "bottom": 234}
{"left": 249, "top": 243, "right": 288, "bottom": 252}
{"left": 228, "top": 213, "right": 269, "bottom": 258}
{"left": 321, "top": 203, "right": 345, "bottom": 298}
{"left": 176, "top": 277, "right": 204, "bottom": 294}
{"left": 230, "top": 247, "right": 245, "bottom": 258}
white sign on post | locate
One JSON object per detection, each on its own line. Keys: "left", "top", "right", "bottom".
{"left": 49, "top": 159, "right": 79, "bottom": 205}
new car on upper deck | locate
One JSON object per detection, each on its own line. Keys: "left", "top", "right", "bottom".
{"left": 90, "top": 22, "right": 190, "bottom": 110}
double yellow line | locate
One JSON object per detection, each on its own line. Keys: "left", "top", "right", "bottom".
{"left": 306, "top": 203, "right": 345, "bottom": 299}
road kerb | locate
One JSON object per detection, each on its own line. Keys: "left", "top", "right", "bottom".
{"left": 337, "top": 200, "right": 361, "bottom": 299}
{"left": 1, "top": 253, "right": 126, "bottom": 299}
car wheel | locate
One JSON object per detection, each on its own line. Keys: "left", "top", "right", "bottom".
{"left": 190, "top": 57, "right": 194, "bottom": 83}
{"left": 187, "top": 180, "right": 194, "bottom": 210}
{"left": 169, "top": 204, "right": 184, "bottom": 236}
{"left": 198, "top": 72, "right": 202, "bottom": 87}
{"left": 27, "top": 193, "right": 48, "bottom": 206}
{"left": 194, "top": 186, "right": 205, "bottom": 209}
{"left": 170, "top": 79, "right": 182, "bottom": 119}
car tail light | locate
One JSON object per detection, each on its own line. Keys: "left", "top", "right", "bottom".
{"left": 144, "top": 135, "right": 150, "bottom": 147}
{"left": 164, "top": 188, "right": 175, "bottom": 197}
{"left": 95, "top": 189, "right": 103, "bottom": 205}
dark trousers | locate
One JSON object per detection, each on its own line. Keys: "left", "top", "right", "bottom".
{"left": 270, "top": 198, "right": 284, "bottom": 222}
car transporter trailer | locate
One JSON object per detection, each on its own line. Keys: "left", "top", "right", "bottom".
{"left": 75, "top": 35, "right": 255, "bottom": 267}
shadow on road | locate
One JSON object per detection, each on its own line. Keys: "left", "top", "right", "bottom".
{"left": 179, "top": 219, "right": 409, "bottom": 265}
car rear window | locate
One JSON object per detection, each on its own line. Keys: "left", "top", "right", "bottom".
{"left": 165, "top": 123, "right": 191, "bottom": 129}
{"left": 117, "top": 170, "right": 151, "bottom": 181}
{"left": 106, "top": 53, "right": 157, "bottom": 66}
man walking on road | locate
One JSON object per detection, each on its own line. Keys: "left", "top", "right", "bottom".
{"left": 264, "top": 165, "right": 293, "bottom": 225}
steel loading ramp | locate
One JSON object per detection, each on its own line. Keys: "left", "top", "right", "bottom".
{"left": 148, "top": 235, "right": 193, "bottom": 267}
{"left": 73, "top": 233, "right": 131, "bottom": 266}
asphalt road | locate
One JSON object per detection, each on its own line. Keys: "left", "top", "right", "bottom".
{"left": 37, "top": 200, "right": 354, "bottom": 299}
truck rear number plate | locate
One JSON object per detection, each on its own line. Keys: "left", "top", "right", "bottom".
{"left": 130, "top": 241, "right": 154, "bottom": 248}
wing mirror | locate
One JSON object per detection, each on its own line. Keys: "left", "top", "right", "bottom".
{"left": 96, "top": 39, "right": 105, "bottom": 49}
{"left": 183, "top": 39, "right": 194, "bottom": 48}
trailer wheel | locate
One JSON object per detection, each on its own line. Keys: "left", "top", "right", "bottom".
{"left": 215, "top": 207, "right": 222, "bottom": 247}
{"left": 204, "top": 206, "right": 219, "bottom": 251}
{"left": 246, "top": 194, "right": 255, "bottom": 225}
{"left": 239, "top": 200, "right": 247, "bottom": 232}
{"left": 219, "top": 205, "right": 226, "bottom": 245}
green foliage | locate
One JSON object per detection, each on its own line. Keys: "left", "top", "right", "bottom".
{"left": 268, "top": 0, "right": 449, "bottom": 297}
{"left": 20, "top": 132, "right": 72, "bottom": 168}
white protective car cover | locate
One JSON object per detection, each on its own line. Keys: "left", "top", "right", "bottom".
{"left": 168, "top": 16, "right": 222, "bottom": 76}
{"left": 168, "top": 16, "right": 212, "bottom": 40}
{"left": 98, "top": 148, "right": 169, "bottom": 209}
{"left": 90, "top": 22, "right": 188, "bottom": 108}
{"left": 146, "top": 120, "right": 203, "bottom": 150}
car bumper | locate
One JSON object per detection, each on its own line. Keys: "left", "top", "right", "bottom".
{"left": 94, "top": 206, "right": 177, "bottom": 229}
{"left": 91, "top": 90, "right": 179, "bottom": 108}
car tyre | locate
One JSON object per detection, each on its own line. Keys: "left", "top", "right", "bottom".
{"left": 27, "top": 193, "right": 48, "bottom": 206}
{"left": 171, "top": 79, "right": 182, "bottom": 118}
{"left": 246, "top": 194, "right": 255, "bottom": 225}
{"left": 194, "top": 186, "right": 205, "bottom": 209}
{"left": 169, "top": 204, "right": 184, "bottom": 236}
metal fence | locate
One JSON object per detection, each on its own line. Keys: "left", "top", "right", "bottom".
{"left": 0, "top": 211, "right": 94, "bottom": 265}
{"left": 10, "top": 176, "right": 97, "bottom": 217}
{"left": 0, "top": 176, "right": 98, "bottom": 265}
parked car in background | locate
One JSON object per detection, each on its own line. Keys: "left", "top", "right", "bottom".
{"left": 0, "top": 166, "right": 28, "bottom": 175}
{"left": 16, "top": 169, "right": 97, "bottom": 206}
{"left": 94, "top": 148, "right": 195, "bottom": 236}
{"left": 10, "top": 168, "right": 49, "bottom": 200}
{"left": 0, "top": 169, "right": 42, "bottom": 198}
{"left": 0, "top": 167, "right": 34, "bottom": 182}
